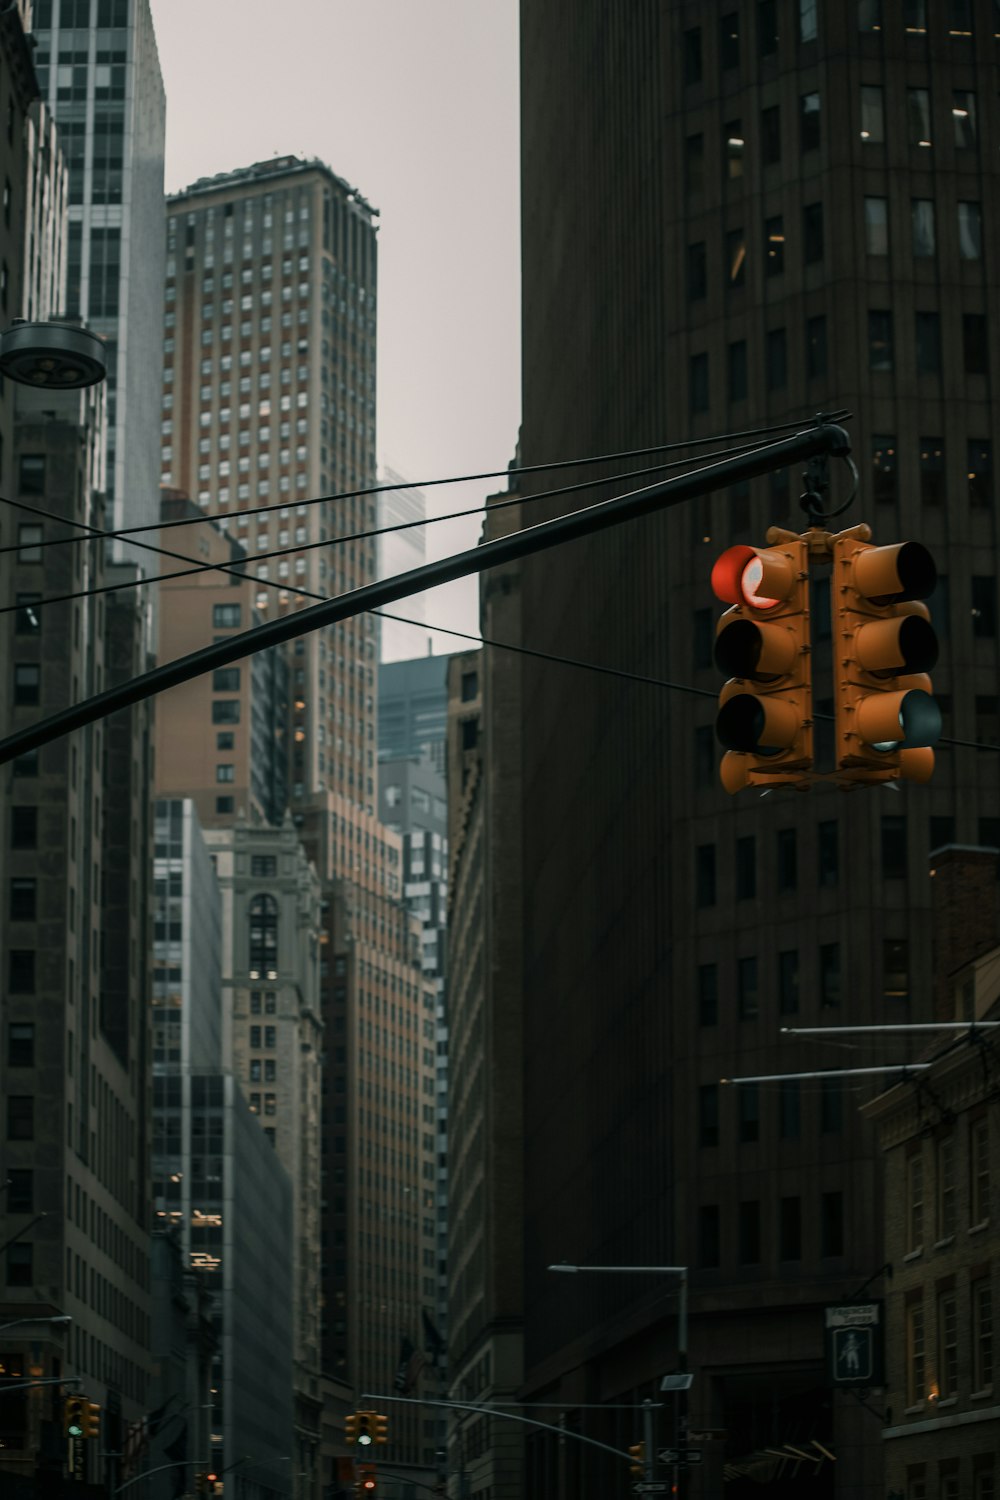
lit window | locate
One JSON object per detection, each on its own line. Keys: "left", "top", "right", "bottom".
{"left": 860, "top": 84, "right": 884, "bottom": 141}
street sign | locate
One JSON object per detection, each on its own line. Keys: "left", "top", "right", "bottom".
{"left": 658, "top": 1450, "right": 703, "bottom": 1465}
{"left": 823, "top": 1301, "right": 885, "bottom": 1387}
{"left": 633, "top": 1484, "right": 670, "bottom": 1493}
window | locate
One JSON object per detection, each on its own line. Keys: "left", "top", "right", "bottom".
{"left": 780, "top": 1196, "right": 801, "bottom": 1260}
{"left": 251, "top": 855, "right": 277, "bottom": 878}
{"left": 970, "top": 1118, "right": 989, "bottom": 1225}
{"left": 694, "top": 725, "right": 715, "bottom": 786}
{"left": 13, "top": 665, "right": 40, "bottom": 706}
{"left": 5, "top": 1169, "right": 32, "bottom": 1214}
{"left": 884, "top": 940, "right": 910, "bottom": 998}
{"left": 803, "top": 201, "right": 824, "bottom": 262}
{"left": 758, "top": 0, "right": 778, "bottom": 55}
{"left": 212, "top": 700, "right": 240, "bottom": 724}
{"left": 698, "top": 1205, "right": 720, "bottom": 1268}
{"left": 697, "top": 964, "right": 718, "bottom": 1026}
{"left": 766, "top": 327, "right": 787, "bottom": 389}
{"left": 906, "top": 1300, "right": 926, "bottom": 1405}
{"left": 915, "top": 312, "right": 941, "bottom": 376}
{"left": 881, "top": 814, "right": 907, "bottom": 877}
{"left": 820, "top": 1075, "right": 843, "bottom": 1131}
{"left": 805, "top": 315, "right": 827, "bottom": 379}
{"left": 868, "top": 310, "right": 893, "bottom": 371}
{"left": 779, "top": 950, "right": 800, "bottom": 1014}
{"left": 964, "top": 314, "right": 988, "bottom": 376}
{"left": 738, "top": 1200, "right": 760, "bottom": 1263}
{"left": 213, "top": 603, "right": 241, "bottom": 628}
{"left": 958, "top": 202, "right": 982, "bottom": 259}
{"left": 872, "top": 436, "right": 897, "bottom": 505}
{"left": 725, "top": 121, "right": 745, "bottom": 180}
{"left": 690, "top": 352, "right": 709, "bottom": 414}
{"left": 726, "top": 228, "right": 746, "bottom": 287}
{"left": 819, "top": 943, "right": 841, "bottom": 1006}
{"left": 938, "top": 1291, "right": 958, "bottom": 1397}
{"left": 911, "top": 200, "right": 935, "bottom": 257}
{"left": 249, "top": 1059, "right": 262, "bottom": 1083}
{"left": 801, "top": 91, "right": 820, "bottom": 151}
{"left": 907, "top": 1152, "right": 924, "bottom": 1251}
{"left": 858, "top": 0, "right": 882, "bottom": 29}
{"left": 8, "top": 1023, "right": 34, "bottom": 1067}
{"left": 738, "top": 1083, "right": 760, "bottom": 1143}
{"left": 18, "top": 454, "right": 45, "bottom": 494}
{"left": 953, "top": 89, "right": 977, "bottom": 147}
{"left": 216, "top": 764, "right": 235, "bottom": 783}
{"left": 682, "top": 26, "right": 702, "bottom": 84}
{"left": 212, "top": 667, "right": 241, "bottom": 691}
{"left": 908, "top": 88, "right": 932, "bottom": 147}
{"left": 860, "top": 85, "right": 885, "bottom": 141}
{"left": 11, "top": 807, "right": 37, "bottom": 849}
{"left": 738, "top": 956, "right": 759, "bottom": 1019}
{"left": 699, "top": 1085, "right": 719, "bottom": 1147}
{"left": 779, "top": 1079, "right": 801, "bottom": 1139}
{"left": 728, "top": 340, "right": 748, "bottom": 402}
{"left": 15, "top": 595, "right": 41, "bottom": 635}
{"left": 9, "top": 878, "right": 36, "bottom": 921}
{"left": 7, "top": 1096, "right": 33, "bottom": 1140}
{"left": 969, "top": 441, "right": 993, "bottom": 507}
{"left": 685, "top": 134, "right": 704, "bottom": 195}
{"left": 864, "top": 196, "right": 888, "bottom": 256}
{"left": 975, "top": 696, "right": 1000, "bottom": 746}
{"left": 947, "top": 0, "right": 973, "bottom": 35}
{"left": 761, "top": 105, "right": 781, "bottom": 165}
{"left": 972, "top": 576, "right": 996, "bottom": 636}
{"left": 248, "top": 894, "right": 279, "bottom": 977}
{"left": 818, "top": 820, "right": 838, "bottom": 884}
{"left": 8, "top": 950, "right": 35, "bottom": 993}
{"left": 905, "top": 0, "right": 927, "bottom": 30}
{"left": 721, "top": 13, "right": 740, "bottom": 70}
{"left": 696, "top": 845, "right": 716, "bottom": 906}
{"left": 821, "top": 1191, "right": 844, "bottom": 1256}
{"left": 17, "top": 524, "right": 42, "bottom": 562}
{"left": 937, "top": 1136, "right": 956, "bottom": 1238}
{"left": 919, "top": 439, "right": 945, "bottom": 506}
{"left": 216, "top": 797, "right": 234, "bottom": 814}
{"left": 799, "top": 0, "right": 818, "bottom": 41}
{"left": 461, "top": 670, "right": 478, "bottom": 701}
{"left": 972, "top": 1280, "right": 993, "bottom": 1391}
{"left": 693, "top": 608, "right": 714, "bottom": 668}
{"left": 687, "top": 242, "right": 707, "bottom": 301}
{"left": 7, "top": 1242, "right": 33, "bottom": 1286}
{"left": 777, "top": 827, "right": 797, "bottom": 890}
{"left": 765, "top": 215, "right": 784, "bottom": 275}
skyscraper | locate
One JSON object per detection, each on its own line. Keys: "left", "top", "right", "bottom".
{"left": 500, "top": 4, "right": 1000, "bottom": 1497}
{"left": 31, "top": 0, "right": 166, "bottom": 546}
{"left": 162, "top": 155, "right": 380, "bottom": 808}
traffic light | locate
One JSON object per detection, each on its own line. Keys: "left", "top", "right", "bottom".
{"left": 64, "top": 1396, "right": 86, "bottom": 1438}
{"left": 85, "top": 1402, "right": 101, "bottom": 1440}
{"left": 356, "top": 1465, "right": 377, "bottom": 1496}
{"left": 345, "top": 1413, "right": 358, "bottom": 1446}
{"left": 831, "top": 537, "right": 940, "bottom": 782}
{"left": 374, "top": 1413, "right": 388, "bottom": 1445}
{"left": 711, "top": 538, "right": 813, "bottom": 792}
{"left": 356, "top": 1411, "right": 375, "bottom": 1446}
{"left": 628, "top": 1443, "right": 645, "bottom": 1478}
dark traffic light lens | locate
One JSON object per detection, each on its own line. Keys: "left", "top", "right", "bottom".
{"left": 899, "top": 689, "right": 941, "bottom": 748}
{"left": 717, "top": 695, "right": 779, "bottom": 754}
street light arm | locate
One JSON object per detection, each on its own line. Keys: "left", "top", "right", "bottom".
{"left": 0, "top": 421, "right": 850, "bottom": 766}
{"left": 359, "top": 1391, "right": 639, "bottom": 1464}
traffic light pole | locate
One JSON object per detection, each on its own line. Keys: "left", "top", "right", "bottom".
{"left": 0, "top": 420, "right": 851, "bottom": 766}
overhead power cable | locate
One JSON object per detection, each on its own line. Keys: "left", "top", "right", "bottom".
{"left": 0, "top": 410, "right": 848, "bottom": 557}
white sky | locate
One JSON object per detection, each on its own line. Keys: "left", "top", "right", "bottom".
{"left": 148, "top": 0, "right": 521, "bottom": 655}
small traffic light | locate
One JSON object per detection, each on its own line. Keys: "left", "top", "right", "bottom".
{"left": 356, "top": 1465, "right": 377, "bottom": 1496}
{"left": 356, "top": 1411, "right": 375, "bottom": 1447}
{"left": 64, "top": 1396, "right": 86, "bottom": 1438}
{"left": 628, "top": 1443, "right": 645, "bottom": 1478}
{"left": 85, "top": 1401, "right": 101, "bottom": 1440}
{"left": 711, "top": 538, "right": 812, "bottom": 792}
{"left": 374, "top": 1413, "right": 388, "bottom": 1445}
{"left": 831, "top": 537, "right": 940, "bottom": 782}
{"left": 345, "top": 1413, "right": 358, "bottom": 1446}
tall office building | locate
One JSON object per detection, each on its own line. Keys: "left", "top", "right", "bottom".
{"left": 498, "top": 5, "right": 1000, "bottom": 1498}
{"left": 378, "top": 653, "right": 451, "bottom": 776}
{"left": 162, "top": 155, "right": 380, "bottom": 808}
{"left": 31, "top": 0, "right": 166, "bottom": 546}
{"left": 376, "top": 466, "right": 428, "bottom": 663}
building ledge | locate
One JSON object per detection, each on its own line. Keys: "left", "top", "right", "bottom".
{"left": 884, "top": 1403, "right": 1000, "bottom": 1440}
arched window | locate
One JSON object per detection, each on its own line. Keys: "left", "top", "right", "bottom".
{"left": 249, "top": 895, "right": 279, "bottom": 978}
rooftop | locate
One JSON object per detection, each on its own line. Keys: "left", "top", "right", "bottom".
{"left": 169, "top": 153, "right": 378, "bottom": 219}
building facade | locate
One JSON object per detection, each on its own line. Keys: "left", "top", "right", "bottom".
{"left": 501, "top": 3, "right": 1000, "bottom": 1497}
{"left": 161, "top": 155, "right": 379, "bottom": 808}
{"left": 376, "top": 466, "right": 428, "bottom": 663}
{"left": 32, "top": 0, "right": 166, "bottom": 545}
{"left": 378, "top": 654, "right": 450, "bottom": 776}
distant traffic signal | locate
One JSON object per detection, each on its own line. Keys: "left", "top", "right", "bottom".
{"left": 64, "top": 1396, "right": 86, "bottom": 1438}
{"left": 628, "top": 1443, "right": 646, "bottom": 1478}
{"left": 356, "top": 1464, "right": 377, "bottom": 1496}
{"left": 711, "top": 538, "right": 813, "bottom": 792}
{"left": 356, "top": 1411, "right": 375, "bottom": 1447}
{"left": 345, "top": 1413, "right": 358, "bottom": 1446}
{"left": 85, "top": 1402, "right": 101, "bottom": 1440}
{"left": 374, "top": 1413, "right": 388, "bottom": 1444}
{"left": 831, "top": 537, "right": 940, "bottom": 782}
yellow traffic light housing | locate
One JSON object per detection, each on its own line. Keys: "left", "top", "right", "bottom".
{"left": 64, "top": 1395, "right": 86, "bottom": 1438}
{"left": 628, "top": 1442, "right": 646, "bottom": 1478}
{"left": 831, "top": 537, "right": 940, "bottom": 782}
{"left": 374, "top": 1413, "right": 388, "bottom": 1445}
{"left": 711, "top": 539, "right": 813, "bottom": 791}
{"left": 85, "top": 1401, "right": 101, "bottom": 1440}
{"left": 345, "top": 1412, "right": 358, "bottom": 1446}
{"left": 356, "top": 1410, "right": 375, "bottom": 1447}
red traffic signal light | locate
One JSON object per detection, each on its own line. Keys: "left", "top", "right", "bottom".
{"left": 357, "top": 1465, "right": 377, "bottom": 1495}
{"left": 831, "top": 538, "right": 940, "bottom": 782}
{"left": 711, "top": 539, "right": 813, "bottom": 792}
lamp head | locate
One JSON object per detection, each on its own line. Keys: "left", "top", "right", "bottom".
{"left": 0, "top": 321, "right": 107, "bottom": 389}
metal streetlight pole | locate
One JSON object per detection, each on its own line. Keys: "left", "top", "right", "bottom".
{"left": 0, "top": 1314, "right": 72, "bottom": 1336}
{"left": 548, "top": 1264, "right": 690, "bottom": 1496}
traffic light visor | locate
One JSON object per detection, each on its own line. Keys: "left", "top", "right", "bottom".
{"left": 854, "top": 613, "right": 939, "bottom": 677}
{"left": 716, "top": 692, "right": 801, "bottom": 753}
{"left": 854, "top": 541, "right": 936, "bottom": 605}
{"left": 711, "top": 545, "right": 794, "bottom": 609}
{"left": 856, "top": 688, "right": 941, "bottom": 751}
{"left": 715, "top": 618, "right": 798, "bottom": 680}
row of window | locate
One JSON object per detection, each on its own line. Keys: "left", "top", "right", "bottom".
{"left": 905, "top": 1275, "right": 993, "bottom": 1406}
{"left": 699, "top": 1074, "right": 846, "bottom": 1148}
{"left": 696, "top": 940, "right": 909, "bottom": 1027}
{"left": 698, "top": 1190, "right": 844, "bottom": 1269}
{"left": 905, "top": 1118, "right": 991, "bottom": 1253}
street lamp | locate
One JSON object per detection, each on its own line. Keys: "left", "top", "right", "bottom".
{"left": 0, "top": 1314, "right": 72, "bottom": 1335}
{"left": 548, "top": 1264, "right": 690, "bottom": 1493}
{"left": 0, "top": 321, "right": 107, "bottom": 389}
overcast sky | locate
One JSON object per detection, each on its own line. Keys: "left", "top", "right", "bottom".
{"left": 149, "top": 0, "right": 521, "bottom": 654}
